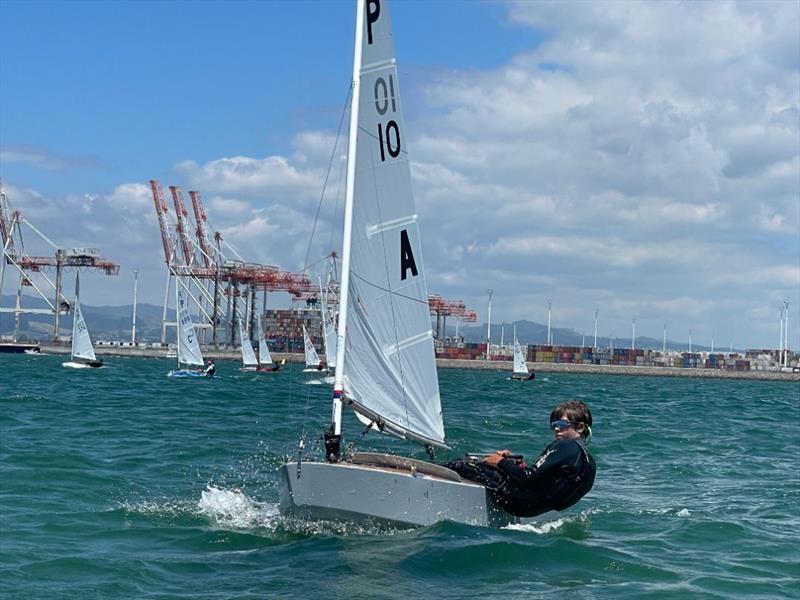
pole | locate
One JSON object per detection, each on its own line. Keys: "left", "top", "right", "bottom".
{"left": 784, "top": 300, "right": 790, "bottom": 368}
{"left": 486, "top": 289, "right": 493, "bottom": 360}
{"left": 593, "top": 309, "right": 598, "bottom": 349}
{"left": 689, "top": 329, "right": 692, "bottom": 353}
{"left": 632, "top": 317, "right": 636, "bottom": 351}
{"left": 779, "top": 305, "right": 784, "bottom": 366}
{"left": 131, "top": 270, "right": 139, "bottom": 344}
{"left": 546, "top": 300, "right": 552, "bottom": 345}
{"left": 53, "top": 249, "right": 63, "bottom": 341}
{"left": 663, "top": 323, "right": 667, "bottom": 354}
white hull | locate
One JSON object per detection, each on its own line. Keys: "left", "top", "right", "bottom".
{"left": 277, "top": 453, "right": 521, "bottom": 528}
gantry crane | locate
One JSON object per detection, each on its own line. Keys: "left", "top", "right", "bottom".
{"left": 428, "top": 294, "right": 478, "bottom": 341}
{"left": 0, "top": 182, "right": 119, "bottom": 341}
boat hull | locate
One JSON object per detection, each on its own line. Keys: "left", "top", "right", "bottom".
{"left": 277, "top": 453, "right": 519, "bottom": 528}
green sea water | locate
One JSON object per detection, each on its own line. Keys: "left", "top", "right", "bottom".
{"left": 1, "top": 354, "right": 798, "bottom": 599}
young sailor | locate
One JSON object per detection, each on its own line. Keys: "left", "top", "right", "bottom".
{"left": 445, "top": 400, "right": 596, "bottom": 517}
{"left": 203, "top": 359, "right": 216, "bottom": 377}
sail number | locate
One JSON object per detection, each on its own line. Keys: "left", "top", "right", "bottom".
{"left": 374, "top": 73, "right": 400, "bottom": 162}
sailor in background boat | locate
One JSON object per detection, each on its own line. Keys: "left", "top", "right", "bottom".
{"left": 445, "top": 400, "right": 596, "bottom": 518}
{"left": 201, "top": 359, "right": 216, "bottom": 377}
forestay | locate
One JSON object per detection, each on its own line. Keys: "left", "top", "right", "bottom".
{"left": 238, "top": 318, "right": 258, "bottom": 367}
{"left": 303, "top": 325, "right": 321, "bottom": 367}
{"left": 71, "top": 301, "right": 97, "bottom": 362}
{"left": 336, "top": 0, "right": 444, "bottom": 448}
{"left": 257, "top": 316, "right": 273, "bottom": 365}
{"left": 176, "top": 286, "right": 204, "bottom": 367}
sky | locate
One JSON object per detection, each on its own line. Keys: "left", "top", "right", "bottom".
{"left": 1, "top": 0, "right": 798, "bottom": 350}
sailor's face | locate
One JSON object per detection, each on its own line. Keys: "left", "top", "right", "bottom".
{"left": 551, "top": 417, "right": 581, "bottom": 440}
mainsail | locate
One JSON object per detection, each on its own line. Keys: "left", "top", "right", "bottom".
{"left": 332, "top": 0, "right": 444, "bottom": 448}
{"left": 257, "top": 315, "right": 273, "bottom": 365}
{"left": 176, "top": 285, "right": 204, "bottom": 367}
{"left": 71, "top": 271, "right": 96, "bottom": 362}
{"left": 303, "top": 324, "right": 321, "bottom": 368}
{"left": 513, "top": 326, "right": 529, "bottom": 376}
{"left": 238, "top": 318, "right": 258, "bottom": 368}
{"left": 320, "top": 284, "right": 337, "bottom": 369}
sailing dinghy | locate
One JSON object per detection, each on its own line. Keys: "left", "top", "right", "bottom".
{"left": 302, "top": 324, "right": 323, "bottom": 372}
{"left": 510, "top": 326, "right": 535, "bottom": 381}
{"left": 254, "top": 315, "right": 282, "bottom": 372}
{"left": 167, "top": 285, "right": 208, "bottom": 377}
{"left": 238, "top": 318, "right": 259, "bottom": 371}
{"left": 278, "top": 0, "right": 520, "bottom": 528}
{"left": 62, "top": 271, "right": 103, "bottom": 368}
{"left": 319, "top": 281, "right": 337, "bottom": 383}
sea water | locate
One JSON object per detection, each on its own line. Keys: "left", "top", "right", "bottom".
{"left": 1, "top": 354, "right": 798, "bottom": 599}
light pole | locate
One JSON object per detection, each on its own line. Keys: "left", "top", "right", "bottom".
{"left": 546, "top": 300, "right": 552, "bottom": 346}
{"left": 593, "top": 309, "right": 598, "bottom": 350}
{"left": 711, "top": 332, "right": 714, "bottom": 354}
{"left": 689, "top": 329, "right": 692, "bottom": 353}
{"left": 486, "top": 289, "right": 493, "bottom": 361}
{"left": 784, "top": 300, "right": 790, "bottom": 368}
{"left": 662, "top": 322, "right": 667, "bottom": 354}
{"left": 631, "top": 317, "right": 636, "bottom": 351}
{"left": 779, "top": 305, "right": 784, "bottom": 365}
{"left": 131, "top": 269, "right": 139, "bottom": 344}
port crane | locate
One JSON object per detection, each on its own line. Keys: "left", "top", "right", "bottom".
{"left": 0, "top": 182, "right": 119, "bottom": 341}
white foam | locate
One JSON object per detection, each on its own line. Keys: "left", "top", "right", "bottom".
{"left": 198, "top": 486, "right": 278, "bottom": 529}
{"left": 504, "top": 516, "right": 567, "bottom": 534}
{"left": 676, "top": 508, "right": 691, "bottom": 517}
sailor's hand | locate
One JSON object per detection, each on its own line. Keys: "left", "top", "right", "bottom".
{"left": 483, "top": 453, "right": 503, "bottom": 467}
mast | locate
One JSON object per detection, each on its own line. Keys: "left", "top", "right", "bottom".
{"left": 71, "top": 270, "right": 80, "bottom": 361}
{"left": 330, "top": 0, "right": 365, "bottom": 444}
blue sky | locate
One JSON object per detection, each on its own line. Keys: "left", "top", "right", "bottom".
{"left": 1, "top": 0, "right": 798, "bottom": 350}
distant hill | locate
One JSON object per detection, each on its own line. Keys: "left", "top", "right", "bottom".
{"left": 2, "top": 294, "right": 709, "bottom": 351}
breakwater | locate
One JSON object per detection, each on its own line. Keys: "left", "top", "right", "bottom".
{"left": 37, "top": 344, "right": 800, "bottom": 382}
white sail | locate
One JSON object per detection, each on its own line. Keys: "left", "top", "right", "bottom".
{"left": 176, "top": 285, "right": 204, "bottom": 367}
{"left": 320, "top": 285, "right": 337, "bottom": 369}
{"left": 303, "top": 324, "right": 321, "bottom": 367}
{"left": 257, "top": 315, "right": 273, "bottom": 365}
{"left": 71, "top": 301, "right": 97, "bottom": 362}
{"left": 333, "top": 0, "right": 444, "bottom": 447}
{"left": 238, "top": 318, "right": 258, "bottom": 367}
{"left": 513, "top": 326, "right": 528, "bottom": 375}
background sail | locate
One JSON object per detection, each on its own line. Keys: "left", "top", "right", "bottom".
{"left": 71, "top": 302, "right": 97, "bottom": 361}
{"left": 303, "top": 325, "right": 321, "bottom": 367}
{"left": 238, "top": 318, "right": 258, "bottom": 367}
{"left": 176, "top": 287, "right": 204, "bottom": 367}
{"left": 257, "top": 316, "right": 272, "bottom": 365}
{"left": 513, "top": 335, "right": 528, "bottom": 375}
{"left": 341, "top": 0, "right": 444, "bottom": 446}
{"left": 321, "top": 288, "right": 337, "bottom": 369}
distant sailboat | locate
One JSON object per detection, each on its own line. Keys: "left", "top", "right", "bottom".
{"left": 238, "top": 318, "right": 259, "bottom": 371}
{"left": 510, "top": 325, "right": 535, "bottom": 381}
{"left": 320, "top": 282, "right": 337, "bottom": 372}
{"left": 168, "top": 284, "right": 208, "bottom": 378}
{"left": 62, "top": 271, "right": 103, "bottom": 369}
{"left": 254, "top": 315, "right": 283, "bottom": 372}
{"left": 278, "top": 0, "right": 521, "bottom": 528}
{"left": 302, "top": 324, "right": 322, "bottom": 372}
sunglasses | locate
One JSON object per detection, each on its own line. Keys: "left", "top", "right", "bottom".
{"left": 550, "top": 418, "right": 574, "bottom": 430}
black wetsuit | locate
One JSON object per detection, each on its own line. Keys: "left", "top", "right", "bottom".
{"left": 446, "top": 437, "right": 596, "bottom": 518}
